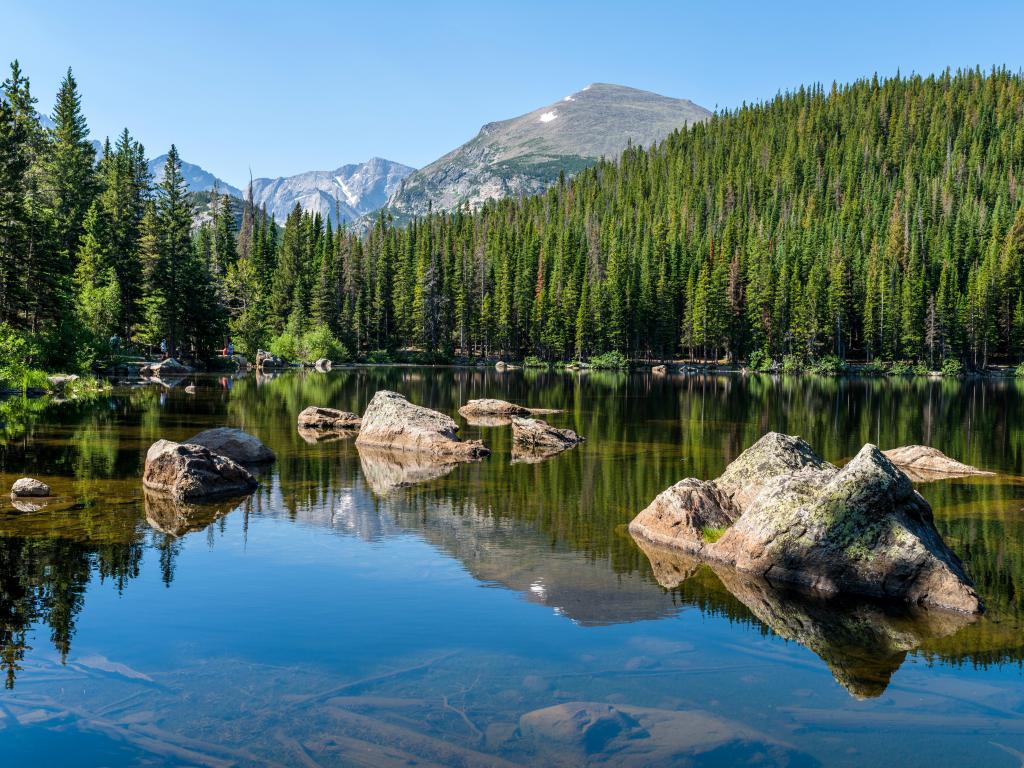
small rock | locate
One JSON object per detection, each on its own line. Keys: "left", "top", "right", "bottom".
{"left": 458, "top": 399, "right": 531, "bottom": 418}
{"left": 297, "top": 406, "right": 361, "bottom": 431}
{"left": 184, "top": 384, "right": 196, "bottom": 394}
{"left": 495, "top": 361, "right": 508, "bottom": 371}
{"left": 882, "top": 445, "right": 993, "bottom": 482}
{"left": 186, "top": 427, "right": 276, "bottom": 464}
{"left": 143, "top": 440, "right": 257, "bottom": 501}
{"left": 511, "top": 416, "right": 584, "bottom": 451}
{"left": 652, "top": 365, "right": 668, "bottom": 374}
{"left": 11, "top": 477, "right": 50, "bottom": 497}
{"left": 314, "top": 358, "right": 332, "bottom": 371}
{"left": 47, "top": 374, "right": 79, "bottom": 391}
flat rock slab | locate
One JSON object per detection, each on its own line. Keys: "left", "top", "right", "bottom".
{"left": 629, "top": 431, "right": 982, "bottom": 613}
{"left": 11, "top": 477, "right": 50, "bottom": 497}
{"left": 143, "top": 440, "right": 258, "bottom": 502}
{"left": 883, "top": 445, "right": 994, "bottom": 482}
{"left": 297, "top": 406, "right": 361, "bottom": 432}
{"left": 356, "top": 390, "right": 489, "bottom": 460}
{"left": 458, "top": 399, "right": 561, "bottom": 420}
{"left": 186, "top": 428, "right": 276, "bottom": 464}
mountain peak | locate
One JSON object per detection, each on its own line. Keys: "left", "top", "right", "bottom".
{"left": 386, "top": 84, "right": 710, "bottom": 218}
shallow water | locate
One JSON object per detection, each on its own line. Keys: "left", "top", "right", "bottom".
{"left": 1, "top": 368, "right": 1023, "bottom": 767}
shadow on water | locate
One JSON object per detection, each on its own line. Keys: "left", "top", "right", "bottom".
{"left": 1, "top": 369, "right": 1024, "bottom": 764}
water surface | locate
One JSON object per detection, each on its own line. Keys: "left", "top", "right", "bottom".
{"left": 1, "top": 368, "right": 1023, "bottom": 766}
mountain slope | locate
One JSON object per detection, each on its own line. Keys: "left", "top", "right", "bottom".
{"left": 148, "top": 155, "right": 242, "bottom": 198}
{"left": 386, "top": 83, "right": 710, "bottom": 218}
{"left": 249, "top": 158, "right": 414, "bottom": 225}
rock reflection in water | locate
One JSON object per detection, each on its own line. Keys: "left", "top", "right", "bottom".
{"left": 297, "top": 425, "right": 358, "bottom": 444}
{"left": 356, "top": 446, "right": 460, "bottom": 496}
{"left": 634, "top": 537, "right": 976, "bottom": 698}
{"left": 144, "top": 489, "right": 249, "bottom": 537}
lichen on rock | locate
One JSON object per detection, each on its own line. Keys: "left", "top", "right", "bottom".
{"left": 629, "top": 432, "right": 983, "bottom": 613}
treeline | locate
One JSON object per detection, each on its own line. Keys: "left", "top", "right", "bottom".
{"left": 4, "top": 63, "right": 1024, "bottom": 370}
{"left": 231, "top": 66, "right": 1024, "bottom": 367}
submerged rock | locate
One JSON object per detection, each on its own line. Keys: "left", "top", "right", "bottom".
{"left": 629, "top": 432, "right": 982, "bottom": 613}
{"left": 510, "top": 416, "right": 584, "bottom": 462}
{"left": 297, "top": 406, "right": 361, "bottom": 432}
{"left": 143, "top": 440, "right": 258, "bottom": 501}
{"left": 11, "top": 478, "right": 50, "bottom": 497}
{"left": 517, "top": 700, "right": 805, "bottom": 765}
{"left": 186, "top": 427, "right": 275, "bottom": 464}
{"left": 882, "top": 445, "right": 994, "bottom": 482}
{"left": 355, "top": 390, "right": 489, "bottom": 460}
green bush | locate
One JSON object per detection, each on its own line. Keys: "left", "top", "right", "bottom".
{"left": 781, "top": 354, "right": 803, "bottom": 374}
{"left": 1014, "top": 361, "right": 1024, "bottom": 378}
{"left": 807, "top": 355, "right": 846, "bottom": 376}
{"left": 588, "top": 351, "right": 628, "bottom": 370}
{"left": 269, "top": 325, "right": 349, "bottom": 365}
{"left": 523, "top": 355, "right": 548, "bottom": 368}
{"left": 0, "top": 323, "right": 37, "bottom": 390}
{"left": 364, "top": 349, "right": 393, "bottom": 364}
{"left": 912, "top": 362, "right": 930, "bottom": 376}
{"left": 861, "top": 359, "right": 889, "bottom": 375}
{"left": 701, "top": 526, "right": 729, "bottom": 543}
{"left": 888, "top": 361, "right": 914, "bottom": 376}
{"left": 747, "top": 349, "right": 772, "bottom": 371}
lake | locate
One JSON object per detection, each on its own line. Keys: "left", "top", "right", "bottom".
{"left": 0, "top": 367, "right": 1022, "bottom": 767}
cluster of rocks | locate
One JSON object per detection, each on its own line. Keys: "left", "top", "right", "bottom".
{"left": 629, "top": 432, "right": 984, "bottom": 613}
{"left": 254, "top": 350, "right": 288, "bottom": 371}
{"left": 139, "top": 358, "right": 191, "bottom": 378}
{"left": 143, "top": 427, "right": 273, "bottom": 505}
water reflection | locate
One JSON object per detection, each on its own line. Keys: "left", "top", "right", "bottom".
{"left": 0, "top": 368, "right": 1023, "bottom": 738}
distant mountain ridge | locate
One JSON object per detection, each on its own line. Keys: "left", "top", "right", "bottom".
{"left": 148, "top": 155, "right": 243, "bottom": 199}
{"left": 385, "top": 83, "right": 711, "bottom": 219}
{"left": 248, "top": 158, "right": 414, "bottom": 225}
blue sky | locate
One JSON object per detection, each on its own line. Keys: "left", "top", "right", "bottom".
{"left": 4, "top": 0, "right": 1023, "bottom": 187}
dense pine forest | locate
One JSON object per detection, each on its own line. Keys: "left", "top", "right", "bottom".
{"left": 3, "top": 62, "right": 1024, "bottom": 373}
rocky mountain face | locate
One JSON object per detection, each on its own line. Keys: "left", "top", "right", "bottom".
{"left": 148, "top": 155, "right": 243, "bottom": 198}
{"left": 385, "top": 83, "right": 710, "bottom": 219}
{"left": 248, "top": 158, "right": 414, "bottom": 225}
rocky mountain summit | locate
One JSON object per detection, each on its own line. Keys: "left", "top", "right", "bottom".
{"left": 385, "top": 83, "right": 710, "bottom": 218}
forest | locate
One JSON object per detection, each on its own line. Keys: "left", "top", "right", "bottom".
{"left": 2, "top": 62, "right": 1024, "bottom": 373}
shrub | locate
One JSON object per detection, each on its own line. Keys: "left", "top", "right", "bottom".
{"left": 269, "top": 325, "right": 349, "bottom": 365}
{"left": 588, "top": 351, "right": 628, "bottom": 370}
{"left": 912, "top": 362, "right": 930, "bottom": 376}
{"left": 861, "top": 359, "right": 889, "bottom": 375}
{"left": 0, "top": 323, "right": 36, "bottom": 390}
{"left": 781, "top": 354, "right": 803, "bottom": 374}
{"left": 747, "top": 349, "right": 772, "bottom": 371}
{"left": 807, "top": 355, "right": 846, "bottom": 376}
{"left": 268, "top": 331, "right": 300, "bottom": 362}
{"left": 523, "top": 355, "right": 548, "bottom": 368}
{"left": 888, "top": 361, "right": 914, "bottom": 376}
{"left": 1014, "top": 361, "right": 1024, "bottom": 378}
{"left": 364, "top": 349, "right": 393, "bottom": 364}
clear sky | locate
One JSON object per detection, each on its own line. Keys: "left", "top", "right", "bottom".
{"left": 4, "top": 0, "right": 1023, "bottom": 187}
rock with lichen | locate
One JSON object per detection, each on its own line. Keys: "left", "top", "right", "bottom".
{"left": 629, "top": 432, "right": 982, "bottom": 613}
{"left": 882, "top": 445, "right": 993, "bottom": 482}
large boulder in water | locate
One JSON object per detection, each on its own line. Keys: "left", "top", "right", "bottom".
{"left": 356, "top": 390, "right": 489, "bottom": 460}
{"left": 186, "top": 427, "right": 275, "bottom": 464}
{"left": 882, "top": 445, "right": 994, "bottom": 482}
{"left": 140, "top": 358, "right": 191, "bottom": 377}
{"left": 629, "top": 432, "right": 982, "bottom": 613}
{"left": 143, "top": 440, "right": 258, "bottom": 501}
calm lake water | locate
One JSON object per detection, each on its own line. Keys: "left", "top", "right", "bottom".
{"left": 1, "top": 367, "right": 1023, "bottom": 767}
